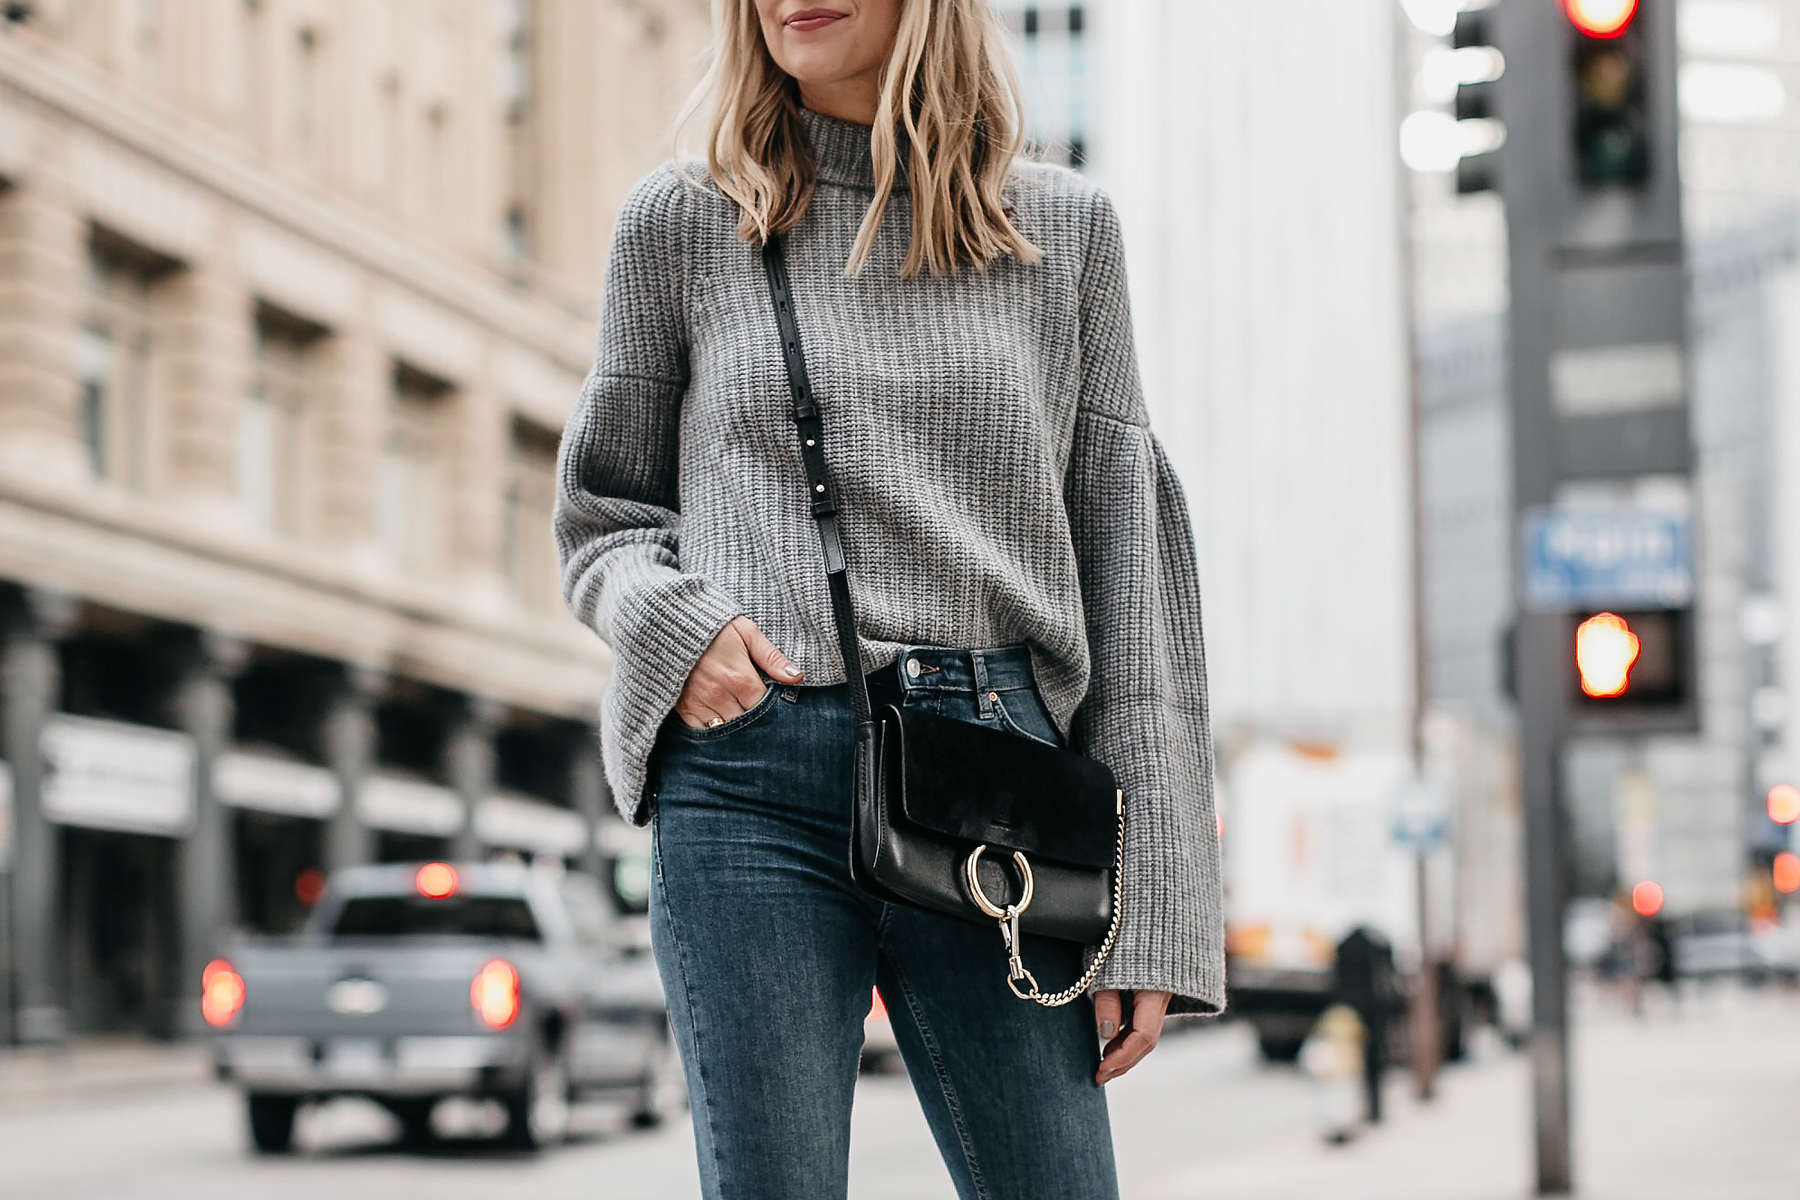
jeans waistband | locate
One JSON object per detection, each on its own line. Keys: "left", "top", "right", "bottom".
{"left": 863, "top": 643, "right": 1039, "bottom": 696}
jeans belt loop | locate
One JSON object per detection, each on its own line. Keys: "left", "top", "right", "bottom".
{"left": 970, "top": 648, "right": 994, "bottom": 717}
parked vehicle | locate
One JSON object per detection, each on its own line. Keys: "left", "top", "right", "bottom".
{"left": 1222, "top": 739, "right": 1419, "bottom": 1062}
{"left": 1671, "top": 909, "right": 1800, "bottom": 981}
{"left": 1222, "top": 717, "right": 1525, "bottom": 1063}
{"left": 205, "top": 860, "right": 681, "bottom": 1154}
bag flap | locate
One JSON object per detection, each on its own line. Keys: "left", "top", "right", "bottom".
{"left": 883, "top": 703, "right": 1119, "bottom": 870}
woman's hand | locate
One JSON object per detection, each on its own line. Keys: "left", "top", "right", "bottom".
{"left": 676, "top": 615, "right": 805, "bottom": 728}
{"left": 1093, "top": 989, "right": 1171, "bottom": 1084}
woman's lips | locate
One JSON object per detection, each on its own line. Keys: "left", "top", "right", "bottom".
{"left": 786, "top": 8, "right": 845, "bottom": 31}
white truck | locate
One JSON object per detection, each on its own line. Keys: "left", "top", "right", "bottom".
{"left": 1222, "top": 718, "right": 1525, "bottom": 1061}
{"left": 1222, "top": 739, "right": 1419, "bottom": 1061}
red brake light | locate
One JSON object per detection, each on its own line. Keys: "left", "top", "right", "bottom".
{"left": 294, "top": 867, "right": 327, "bottom": 907}
{"left": 202, "top": 959, "right": 245, "bottom": 1027}
{"left": 1775, "top": 852, "right": 1800, "bottom": 895}
{"left": 416, "top": 862, "right": 459, "bottom": 899}
{"left": 471, "top": 959, "right": 520, "bottom": 1028}
{"left": 1631, "top": 880, "right": 1664, "bottom": 917}
{"left": 868, "top": 987, "right": 886, "bottom": 1021}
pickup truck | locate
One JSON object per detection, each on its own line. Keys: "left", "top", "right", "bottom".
{"left": 204, "top": 860, "right": 681, "bottom": 1153}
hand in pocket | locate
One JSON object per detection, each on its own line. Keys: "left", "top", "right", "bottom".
{"left": 676, "top": 615, "right": 804, "bottom": 729}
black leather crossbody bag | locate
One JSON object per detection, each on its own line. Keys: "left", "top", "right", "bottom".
{"left": 761, "top": 233, "right": 1126, "bottom": 1006}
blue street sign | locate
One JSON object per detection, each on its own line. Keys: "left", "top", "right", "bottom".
{"left": 1522, "top": 507, "right": 1693, "bottom": 611}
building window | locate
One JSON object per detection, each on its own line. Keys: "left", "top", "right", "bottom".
{"left": 500, "top": 0, "right": 533, "bottom": 121}
{"left": 378, "top": 364, "right": 449, "bottom": 572}
{"left": 425, "top": 103, "right": 449, "bottom": 229}
{"left": 133, "top": 0, "right": 160, "bottom": 90}
{"left": 503, "top": 420, "right": 560, "bottom": 612}
{"left": 294, "top": 27, "right": 319, "bottom": 162}
{"left": 78, "top": 242, "right": 157, "bottom": 489}
{"left": 500, "top": 0, "right": 537, "bottom": 271}
{"left": 240, "top": 309, "right": 316, "bottom": 537}
{"left": 502, "top": 207, "right": 530, "bottom": 275}
{"left": 997, "top": 0, "right": 1089, "bottom": 171}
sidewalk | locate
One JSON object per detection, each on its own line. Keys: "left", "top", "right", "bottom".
{"left": 1137, "top": 979, "right": 1800, "bottom": 1200}
{"left": 0, "top": 1037, "right": 213, "bottom": 1111}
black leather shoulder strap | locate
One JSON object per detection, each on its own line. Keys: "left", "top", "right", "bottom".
{"left": 761, "top": 232, "right": 874, "bottom": 725}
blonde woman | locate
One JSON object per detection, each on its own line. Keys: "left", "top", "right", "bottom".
{"left": 553, "top": 2, "right": 1223, "bottom": 1195}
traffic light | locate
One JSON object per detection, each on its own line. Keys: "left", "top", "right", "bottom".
{"left": 1569, "top": 608, "right": 1693, "bottom": 730}
{"left": 1564, "top": 0, "right": 1651, "bottom": 188}
{"left": 1453, "top": 6, "right": 1504, "bottom": 194}
{"left": 1768, "top": 784, "right": 1800, "bottom": 827}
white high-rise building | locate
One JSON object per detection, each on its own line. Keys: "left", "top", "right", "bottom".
{"left": 1089, "top": 0, "right": 1417, "bottom": 748}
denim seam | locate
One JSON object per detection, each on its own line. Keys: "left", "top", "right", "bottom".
{"left": 886, "top": 956, "right": 991, "bottom": 1200}
{"left": 651, "top": 818, "right": 727, "bottom": 1195}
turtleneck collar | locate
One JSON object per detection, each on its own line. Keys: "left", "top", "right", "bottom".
{"left": 798, "top": 106, "right": 905, "bottom": 192}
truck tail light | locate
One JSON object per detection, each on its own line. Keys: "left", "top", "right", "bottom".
{"left": 202, "top": 959, "right": 246, "bottom": 1027}
{"left": 471, "top": 959, "right": 520, "bottom": 1029}
{"left": 416, "top": 862, "right": 459, "bottom": 899}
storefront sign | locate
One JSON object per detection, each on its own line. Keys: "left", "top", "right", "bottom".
{"left": 475, "top": 794, "right": 590, "bottom": 857}
{"left": 214, "top": 752, "right": 339, "bottom": 819}
{"left": 41, "top": 714, "right": 196, "bottom": 836}
{"left": 358, "top": 775, "right": 464, "bottom": 836}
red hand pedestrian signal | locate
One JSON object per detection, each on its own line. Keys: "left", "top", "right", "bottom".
{"left": 1563, "top": 0, "right": 1638, "bottom": 38}
{"left": 1576, "top": 612, "right": 1641, "bottom": 698}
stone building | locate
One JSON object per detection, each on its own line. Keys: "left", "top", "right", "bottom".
{"left": 0, "top": 0, "right": 709, "bottom": 1044}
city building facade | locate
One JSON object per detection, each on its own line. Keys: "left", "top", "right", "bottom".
{"left": 992, "top": 1, "right": 1092, "bottom": 168}
{"left": 0, "top": 0, "right": 709, "bottom": 1044}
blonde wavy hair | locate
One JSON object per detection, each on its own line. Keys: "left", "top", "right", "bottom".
{"left": 675, "top": 0, "right": 1045, "bottom": 277}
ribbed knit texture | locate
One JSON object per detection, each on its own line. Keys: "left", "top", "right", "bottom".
{"left": 554, "top": 108, "right": 1224, "bottom": 1015}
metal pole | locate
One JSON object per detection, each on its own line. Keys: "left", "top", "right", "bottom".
{"left": 1394, "top": 0, "right": 1441, "bottom": 1104}
{"left": 1515, "top": 617, "right": 1574, "bottom": 1194}
{"left": 1491, "top": 1, "right": 1576, "bottom": 1186}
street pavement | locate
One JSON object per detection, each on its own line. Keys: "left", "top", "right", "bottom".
{"left": 1, "top": 979, "right": 1794, "bottom": 1199}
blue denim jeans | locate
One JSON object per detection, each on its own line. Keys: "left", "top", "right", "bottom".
{"left": 646, "top": 643, "right": 1119, "bottom": 1200}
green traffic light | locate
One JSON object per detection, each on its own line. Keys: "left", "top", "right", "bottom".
{"left": 1572, "top": 22, "right": 1650, "bottom": 186}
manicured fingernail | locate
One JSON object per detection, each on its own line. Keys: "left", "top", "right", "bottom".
{"left": 1100, "top": 1020, "right": 1116, "bottom": 1039}
{"left": 785, "top": 663, "right": 801, "bottom": 676}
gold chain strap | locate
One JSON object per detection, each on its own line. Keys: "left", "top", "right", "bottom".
{"left": 972, "top": 788, "right": 1126, "bottom": 1008}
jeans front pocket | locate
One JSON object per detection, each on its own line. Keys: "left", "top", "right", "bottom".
{"left": 989, "top": 687, "right": 1063, "bottom": 749}
{"left": 671, "top": 678, "right": 781, "bottom": 741}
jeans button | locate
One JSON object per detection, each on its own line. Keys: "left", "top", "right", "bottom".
{"left": 905, "top": 657, "right": 921, "bottom": 678}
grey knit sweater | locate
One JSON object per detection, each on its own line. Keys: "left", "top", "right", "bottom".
{"left": 553, "top": 107, "right": 1224, "bottom": 1016}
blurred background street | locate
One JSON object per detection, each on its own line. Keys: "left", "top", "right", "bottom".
{"left": 2, "top": 0, "right": 1800, "bottom": 1196}
{"left": 4, "top": 980, "right": 1796, "bottom": 1199}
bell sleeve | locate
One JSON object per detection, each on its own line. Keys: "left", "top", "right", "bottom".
{"left": 553, "top": 165, "right": 746, "bottom": 826}
{"left": 1064, "top": 188, "right": 1227, "bottom": 1017}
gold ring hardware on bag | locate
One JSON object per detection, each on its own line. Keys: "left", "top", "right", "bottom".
{"left": 960, "top": 790, "right": 1128, "bottom": 1008}
{"left": 963, "top": 845, "right": 1034, "bottom": 919}
{"left": 964, "top": 846, "right": 1045, "bottom": 999}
